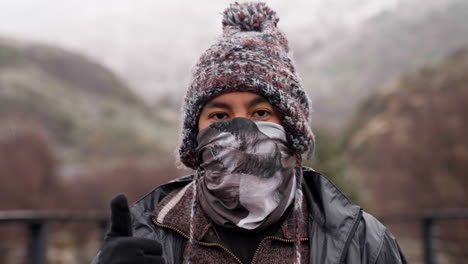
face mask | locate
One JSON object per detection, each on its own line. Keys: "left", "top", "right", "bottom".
{"left": 196, "top": 117, "right": 296, "bottom": 231}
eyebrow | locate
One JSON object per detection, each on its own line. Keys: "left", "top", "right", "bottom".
{"left": 204, "top": 95, "right": 269, "bottom": 110}
{"left": 247, "top": 96, "right": 269, "bottom": 108}
{"left": 204, "top": 101, "right": 231, "bottom": 110}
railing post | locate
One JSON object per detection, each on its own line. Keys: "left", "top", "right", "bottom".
{"left": 27, "top": 221, "right": 48, "bottom": 264}
{"left": 422, "top": 218, "right": 437, "bottom": 264}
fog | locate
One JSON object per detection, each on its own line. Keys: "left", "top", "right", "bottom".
{"left": 0, "top": 0, "right": 400, "bottom": 102}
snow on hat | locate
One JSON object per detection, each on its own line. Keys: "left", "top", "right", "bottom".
{"left": 179, "top": 2, "right": 314, "bottom": 169}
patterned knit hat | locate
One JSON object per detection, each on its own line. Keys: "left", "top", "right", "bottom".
{"left": 179, "top": 2, "right": 315, "bottom": 169}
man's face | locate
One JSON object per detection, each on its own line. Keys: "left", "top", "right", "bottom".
{"left": 198, "top": 92, "right": 282, "bottom": 131}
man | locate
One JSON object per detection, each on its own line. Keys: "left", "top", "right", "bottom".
{"left": 93, "top": 2, "right": 407, "bottom": 264}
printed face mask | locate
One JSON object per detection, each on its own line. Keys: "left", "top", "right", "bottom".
{"left": 196, "top": 117, "right": 296, "bottom": 231}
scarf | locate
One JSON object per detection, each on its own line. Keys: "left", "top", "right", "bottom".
{"left": 196, "top": 117, "right": 296, "bottom": 231}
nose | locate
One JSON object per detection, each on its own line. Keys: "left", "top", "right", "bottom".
{"left": 231, "top": 109, "right": 250, "bottom": 120}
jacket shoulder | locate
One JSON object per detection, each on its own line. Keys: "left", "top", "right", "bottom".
{"left": 92, "top": 176, "right": 193, "bottom": 264}
{"left": 131, "top": 174, "right": 193, "bottom": 215}
{"left": 351, "top": 212, "right": 407, "bottom": 264}
{"left": 128, "top": 175, "right": 193, "bottom": 238}
{"left": 301, "top": 167, "right": 406, "bottom": 263}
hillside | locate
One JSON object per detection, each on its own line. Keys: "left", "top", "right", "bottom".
{"left": 346, "top": 45, "right": 468, "bottom": 211}
{"left": 343, "top": 44, "right": 468, "bottom": 264}
{"left": 0, "top": 37, "right": 179, "bottom": 166}
{"left": 294, "top": 0, "right": 468, "bottom": 130}
{"left": 344, "top": 47, "right": 468, "bottom": 264}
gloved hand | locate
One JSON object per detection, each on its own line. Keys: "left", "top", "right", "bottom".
{"left": 98, "top": 194, "right": 165, "bottom": 264}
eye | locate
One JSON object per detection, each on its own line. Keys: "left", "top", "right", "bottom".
{"left": 253, "top": 109, "right": 271, "bottom": 118}
{"left": 209, "top": 112, "right": 228, "bottom": 120}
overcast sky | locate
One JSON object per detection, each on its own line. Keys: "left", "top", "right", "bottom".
{"left": 0, "top": 0, "right": 401, "bottom": 100}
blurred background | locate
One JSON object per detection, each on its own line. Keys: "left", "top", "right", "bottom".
{"left": 0, "top": 0, "right": 467, "bottom": 263}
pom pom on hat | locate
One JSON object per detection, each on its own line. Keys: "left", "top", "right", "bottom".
{"left": 222, "top": 2, "right": 279, "bottom": 32}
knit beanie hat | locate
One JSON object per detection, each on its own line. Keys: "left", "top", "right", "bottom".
{"left": 179, "top": 1, "right": 315, "bottom": 169}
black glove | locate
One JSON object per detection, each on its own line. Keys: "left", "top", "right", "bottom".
{"left": 99, "top": 194, "right": 165, "bottom": 264}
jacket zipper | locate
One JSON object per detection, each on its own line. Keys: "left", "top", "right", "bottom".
{"left": 338, "top": 209, "right": 363, "bottom": 264}
{"left": 152, "top": 217, "right": 243, "bottom": 264}
{"left": 249, "top": 236, "right": 309, "bottom": 264}
{"left": 152, "top": 217, "right": 308, "bottom": 264}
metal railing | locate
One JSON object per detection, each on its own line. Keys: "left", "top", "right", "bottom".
{"left": 1, "top": 209, "right": 468, "bottom": 264}
{"left": 0, "top": 210, "right": 108, "bottom": 264}
{"left": 380, "top": 208, "right": 468, "bottom": 264}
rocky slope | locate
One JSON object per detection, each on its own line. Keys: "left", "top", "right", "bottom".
{"left": 344, "top": 44, "right": 468, "bottom": 264}
{"left": 0, "top": 37, "right": 179, "bottom": 166}
{"left": 345, "top": 45, "right": 468, "bottom": 214}
{"left": 295, "top": 0, "right": 468, "bottom": 130}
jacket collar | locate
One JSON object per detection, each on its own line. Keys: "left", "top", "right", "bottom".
{"left": 302, "top": 167, "right": 363, "bottom": 263}
{"left": 301, "top": 167, "right": 361, "bottom": 229}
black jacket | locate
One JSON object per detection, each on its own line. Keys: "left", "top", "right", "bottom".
{"left": 93, "top": 167, "right": 407, "bottom": 264}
